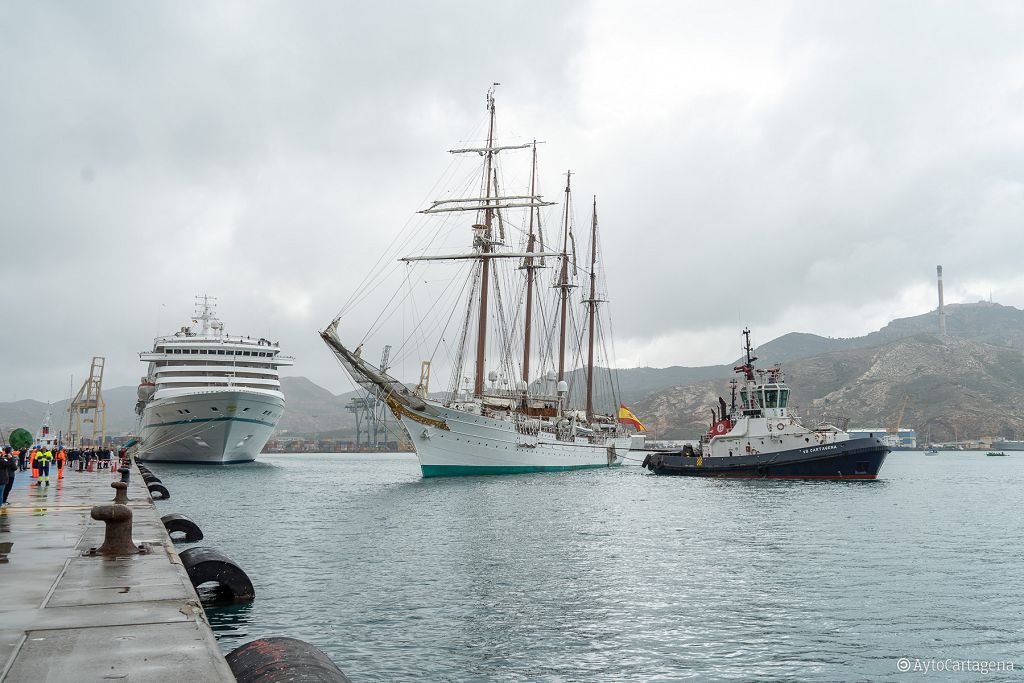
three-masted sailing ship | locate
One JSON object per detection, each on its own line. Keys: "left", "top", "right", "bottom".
{"left": 321, "top": 87, "right": 636, "bottom": 476}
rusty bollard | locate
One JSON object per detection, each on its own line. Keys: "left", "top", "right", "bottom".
{"left": 112, "top": 481, "right": 129, "bottom": 504}
{"left": 87, "top": 504, "right": 145, "bottom": 556}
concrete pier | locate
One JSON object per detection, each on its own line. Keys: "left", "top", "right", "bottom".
{"left": 0, "top": 463, "right": 234, "bottom": 681}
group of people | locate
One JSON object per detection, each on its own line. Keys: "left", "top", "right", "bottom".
{"left": 0, "top": 449, "right": 16, "bottom": 505}
{"left": 0, "top": 446, "right": 124, "bottom": 507}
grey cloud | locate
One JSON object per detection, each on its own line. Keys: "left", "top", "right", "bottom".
{"left": 2, "top": 1, "right": 1023, "bottom": 405}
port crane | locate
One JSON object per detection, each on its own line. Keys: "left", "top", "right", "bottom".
{"left": 347, "top": 345, "right": 393, "bottom": 448}
{"left": 885, "top": 395, "right": 911, "bottom": 447}
{"left": 67, "top": 357, "right": 107, "bottom": 447}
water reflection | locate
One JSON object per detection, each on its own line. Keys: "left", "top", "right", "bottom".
{"left": 204, "top": 599, "right": 254, "bottom": 646}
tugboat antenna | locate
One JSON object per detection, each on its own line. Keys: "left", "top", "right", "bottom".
{"left": 742, "top": 327, "right": 758, "bottom": 367}
{"left": 733, "top": 328, "right": 758, "bottom": 381}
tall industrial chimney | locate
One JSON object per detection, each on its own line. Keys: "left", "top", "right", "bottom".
{"left": 937, "top": 265, "right": 947, "bottom": 335}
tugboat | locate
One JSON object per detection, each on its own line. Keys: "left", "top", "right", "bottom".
{"left": 642, "top": 329, "right": 889, "bottom": 479}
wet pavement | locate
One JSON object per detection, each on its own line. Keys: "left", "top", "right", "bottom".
{"left": 0, "top": 463, "right": 233, "bottom": 682}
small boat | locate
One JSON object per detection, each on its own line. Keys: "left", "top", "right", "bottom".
{"left": 642, "top": 329, "right": 889, "bottom": 479}
{"left": 986, "top": 451, "right": 1008, "bottom": 457}
{"left": 35, "top": 403, "right": 61, "bottom": 450}
{"left": 925, "top": 448, "right": 939, "bottom": 456}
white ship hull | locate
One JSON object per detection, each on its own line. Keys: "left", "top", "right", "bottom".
{"left": 400, "top": 402, "right": 627, "bottom": 477}
{"left": 138, "top": 389, "right": 283, "bottom": 464}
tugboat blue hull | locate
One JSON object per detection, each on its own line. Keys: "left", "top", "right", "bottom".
{"left": 643, "top": 437, "right": 889, "bottom": 479}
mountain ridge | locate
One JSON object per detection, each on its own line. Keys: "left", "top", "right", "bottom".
{"left": 3, "top": 302, "right": 1021, "bottom": 442}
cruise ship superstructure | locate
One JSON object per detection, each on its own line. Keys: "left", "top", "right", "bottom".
{"left": 136, "top": 297, "right": 293, "bottom": 464}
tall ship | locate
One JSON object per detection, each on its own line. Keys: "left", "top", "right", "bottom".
{"left": 643, "top": 329, "right": 890, "bottom": 479}
{"left": 135, "top": 297, "right": 294, "bottom": 464}
{"left": 321, "top": 88, "right": 638, "bottom": 477}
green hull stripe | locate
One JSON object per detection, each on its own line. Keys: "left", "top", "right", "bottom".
{"left": 143, "top": 416, "right": 276, "bottom": 429}
{"left": 421, "top": 462, "right": 620, "bottom": 477}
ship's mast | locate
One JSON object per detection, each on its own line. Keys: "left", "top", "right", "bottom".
{"left": 737, "top": 327, "right": 757, "bottom": 381}
{"left": 557, "top": 171, "right": 573, "bottom": 382}
{"left": 743, "top": 328, "right": 756, "bottom": 367}
{"left": 522, "top": 141, "right": 538, "bottom": 386}
{"left": 195, "top": 294, "right": 218, "bottom": 335}
{"left": 474, "top": 87, "right": 498, "bottom": 398}
{"left": 399, "top": 87, "right": 555, "bottom": 398}
{"left": 585, "top": 196, "right": 599, "bottom": 422}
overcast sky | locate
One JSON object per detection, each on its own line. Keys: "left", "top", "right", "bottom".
{"left": 4, "top": 1, "right": 1024, "bottom": 403}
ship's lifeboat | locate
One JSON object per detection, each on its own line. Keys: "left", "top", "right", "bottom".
{"left": 137, "top": 378, "right": 156, "bottom": 402}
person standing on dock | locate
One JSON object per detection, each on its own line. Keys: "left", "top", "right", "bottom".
{"left": 16, "top": 448, "right": 25, "bottom": 472}
{"left": 30, "top": 448, "right": 38, "bottom": 478}
{"left": 56, "top": 448, "right": 66, "bottom": 480}
{"left": 1, "top": 448, "right": 15, "bottom": 505}
{"left": 35, "top": 449, "right": 53, "bottom": 486}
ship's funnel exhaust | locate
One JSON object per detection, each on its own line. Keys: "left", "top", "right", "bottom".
{"left": 937, "top": 265, "right": 946, "bottom": 336}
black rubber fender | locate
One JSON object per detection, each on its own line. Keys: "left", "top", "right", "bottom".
{"left": 226, "top": 637, "right": 350, "bottom": 682}
{"left": 160, "top": 513, "right": 204, "bottom": 542}
{"left": 142, "top": 473, "right": 161, "bottom": 484}
{"left": 148, "top": 483, "right": 170, "bottom": 500}
{"left": 641, "top": 454, "right": 652, "bottom": 470}
{"left": 179, "top": 546, "right": 255, "bottom": 602}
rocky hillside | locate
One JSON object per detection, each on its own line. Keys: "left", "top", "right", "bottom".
{"left": 637, "top": 334, "right": 1024, "bottom": 442}
{"left": 274, "top": 377, "right": 357, "bottom": 435}
{"left": 607, "top": 302, "right": 1024, "bottom": 404}
{"left": 5, "top": 302, "right": 1023, "bottom": 442}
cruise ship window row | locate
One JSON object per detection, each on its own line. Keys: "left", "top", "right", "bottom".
{"left": 153, "top": 360, "right": 280, "bottom": 370}
{"left": 156, "top": 348, "right": 279, "bottom": 358}
{"left": 154, "top": 370, "right": 279, "bottom": 379}
{"left": 155, "top": 405, "right": 281, "bottom": 421}
{"left": 157, "top": 376, "right": 279, "bottom": 385}
{"left": 156, "top": 381, "right": 278, "bottom": 390}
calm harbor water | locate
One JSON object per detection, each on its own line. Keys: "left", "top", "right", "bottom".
{"left": 148, "top": 452, "right": 1024, "bottom": 681}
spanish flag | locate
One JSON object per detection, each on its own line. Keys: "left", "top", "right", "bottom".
{"left": 618, "top": 404, "right": 647, "bottom": 432}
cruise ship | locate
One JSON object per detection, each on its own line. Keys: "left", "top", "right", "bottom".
{"left": 135, "top": 297, "right": 294, "bottom": 464}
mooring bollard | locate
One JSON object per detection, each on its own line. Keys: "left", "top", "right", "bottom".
{"left": 179, "top": 547, "right": 255, "bottom": 602}
{"left": 148, "top": 483, "right": 170, "bottom": 500}
{"left": 86, "top": 504, "right": 146, "bottom": 556}
{"left": 226, "top": 637, "right": 352, "bottom": 683}
{"left": 119, "top": 466, "right": 130, "bottom": 483}
{"left": 112, "top": 481, "right": 129, "bottom": 505}
{"left": 160, "top": 513, "right": 204, "bottom": 542}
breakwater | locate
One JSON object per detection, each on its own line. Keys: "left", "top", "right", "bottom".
{"left": 0, "top": 460, "right": 235, "bottom": 681}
